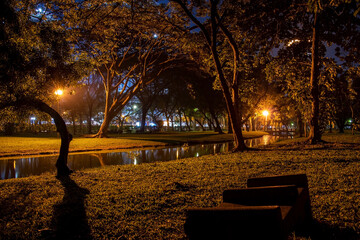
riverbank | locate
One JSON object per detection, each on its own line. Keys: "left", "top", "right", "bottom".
{"left": 0, "top": 132, "right": 359, "bottom": 240}
{"left": 0, "top": 131, "right": 267, "bottom": 158}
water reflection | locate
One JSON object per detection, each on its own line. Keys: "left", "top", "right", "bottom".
{"left": 0, "top": 134, "right": 292, "bottom": 180}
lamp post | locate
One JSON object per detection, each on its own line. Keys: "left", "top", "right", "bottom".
{"left": 262, "top": 110, "right": 269, "bottom": 131}
{"left": 54, "top": 89, "right": 63, "bottom": 113}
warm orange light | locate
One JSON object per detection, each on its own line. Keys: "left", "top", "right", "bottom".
{"left": 262, "top": 110, "right": 269, "bottom": 117}
{"left": 55, "top": 89, "right": 63, "bottom": 96}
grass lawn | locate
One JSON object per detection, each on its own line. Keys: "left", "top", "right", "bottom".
{"left": 0, "top": 132, "right": 359, "bottom": 239}
{"left": 0, "top": 131, "right": 267, "bottom": 158}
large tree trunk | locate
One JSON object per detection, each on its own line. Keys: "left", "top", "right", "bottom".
{"left": 227, "top": 114, "right": 233, "bottom": 134}
{"left": 308, "top": 11, "right": 322, "bottom": 144}
{"left": 140, "top": 106, "right": 147, "bottom": 133}
{"left": 96, "top": 113, "right": 113, "bottom": 138}
{"left": 336, "top": 119, "right": 345, "bottom": 133}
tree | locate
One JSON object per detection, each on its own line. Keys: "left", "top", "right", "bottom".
{"left": 305, "top": 0, "right": 360, "bottom": 142}
{"left": 62, "top": 0, "right": 181, "bottom": 137}
{"left": 258, "top": 0, "right": 360, "bottom": 141}
{"left": 169, "top": 0, "right": 250, "bottom": 151}
{"left": 0, "top": 0, "right": 86, "bottom": 175}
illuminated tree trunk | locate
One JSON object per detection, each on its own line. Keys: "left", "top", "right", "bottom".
{"left": 96, "top": 113, "right": 113, "bottom": 138}
{"left": 308, "top": 12, "right": 322, "bottom": 144}
{"left": 227, "top": 114, "right": 233, "bottom": 134}
{"left": 139, "top": 94, "right": 154, "bottom": 132}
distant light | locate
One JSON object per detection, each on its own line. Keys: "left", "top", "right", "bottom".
{"left": 262, "top": 110, "right": 269, "bottom": 117}
{"left": 291, "top": 122, "right": 294, "bottom": 126}
{"left": 136, "top": 122, "right": 140, "bottom": 127}
{"left": 287, "top": 39, "right": 300, "bottom": 46}
{"left": 133, "top": 105, "right": 137, "bottom": 109}
{"left": 55, "top": 89, "right": 63, "bottom": 96}
{"left": 153, "top": 34, "right": 158, "bottom": 38}
{"left": 37, "top": 8, "right": 43, "bottom": 13}
{"left": 30, "top": 117, "right": 36, "bottom": 121}
{"left": 349, "top": 120, "right": 352, "bottom": 123}
{"left": 196, "top": 152, "right": 199, "bottom": 157}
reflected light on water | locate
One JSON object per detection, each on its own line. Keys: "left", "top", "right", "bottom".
{"left": 262, "top": 135, "right": 272, "bottom": 145}
{"left": 0, "top": 134, "right": 293, "bottom": 180}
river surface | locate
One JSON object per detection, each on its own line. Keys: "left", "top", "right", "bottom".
{"left": 0, "top": 134, "right": 292, "bottom": 180}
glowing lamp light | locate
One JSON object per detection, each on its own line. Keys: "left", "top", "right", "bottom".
{"left": 287, "top": 39, "right": 300, "bottom": 46}
{"left": 55, "top": 89, "right": 63, "bottom": 96}
{"left": 262, "top": 110, "right": 269, "bottom": 117}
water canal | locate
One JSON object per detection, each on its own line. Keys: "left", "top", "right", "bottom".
{"left": 0, "top": 134, "right": 292, "bottom": 180}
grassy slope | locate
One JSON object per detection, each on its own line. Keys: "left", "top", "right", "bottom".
{"left": 0, "top": 133, "right": 359, "bottom": 240}
{"left": 0, "top": 131, "right": 266, "bottom": 157}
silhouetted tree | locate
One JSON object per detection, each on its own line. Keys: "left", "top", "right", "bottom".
{"left": 0, "top": 0, "right": 86, "bottom": 175}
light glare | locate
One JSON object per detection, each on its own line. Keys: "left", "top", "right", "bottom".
{"left": 55, "top": 89, "right": 63, "bottom": 96}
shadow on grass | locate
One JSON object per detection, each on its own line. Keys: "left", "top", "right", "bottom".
{"left": 47, "top": 175, "right": 92, "bottom": 240}
{"left": 295, "top": 220, "right": 359, "bottom": 240}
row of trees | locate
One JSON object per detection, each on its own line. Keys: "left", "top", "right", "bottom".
{"left": 1, "top": 0, "right": 360, "bottom": 175}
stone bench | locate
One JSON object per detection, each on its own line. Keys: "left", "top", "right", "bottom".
{"left": 246, "top": 174, "right": 312, "bottom": 228}
{"left": 184, "top": 174, "right": 312, "bottom": 240}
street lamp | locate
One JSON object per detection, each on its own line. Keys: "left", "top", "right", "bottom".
{"left": 55, "top": 89, "right": 63, "bottom": 96}
{"left": 262, "top": 110, "right": 269, "bottom": 131}
{"left": 55, "top": 89, "right": 63, "bottom": 113}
